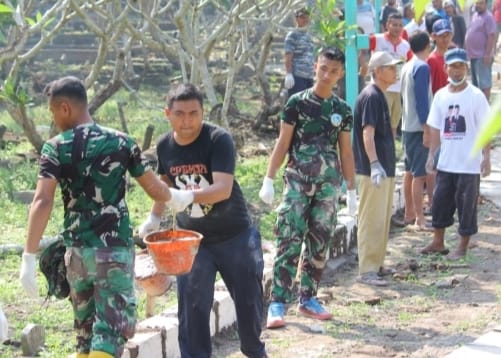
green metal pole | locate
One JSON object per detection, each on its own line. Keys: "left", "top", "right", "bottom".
{"left": 374, "top": 0, "right": 382, "bottom": 33}
{"left": 345, "top": 1, "right": 358, "bottom": 109}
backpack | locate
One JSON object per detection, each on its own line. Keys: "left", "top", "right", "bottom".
{"left": 39, "top": 239, "right": 70, "bottom": 299}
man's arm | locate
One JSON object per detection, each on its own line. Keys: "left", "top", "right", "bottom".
{"left": 135, "top": 170, "right": 172, "bottom": 203}
{"left": 265, "top": 121, "right": 295, "bottom": 179}
{"left": 285, "top": 52, "right": 293, "bottom": 74}
{"left": 485, "top": 31, "right": 496, "bottom": 64}
{"left": 338, "top": 131, "right": 356, "bottom": 190}
{"left": 25, "top": 178, "right": 57, "bottom": 253}
{"left": 362, "top": 124, "right": 378, "bottom": 163}
{"left": 192, "top": 172, "right": 234, "bottom": 204}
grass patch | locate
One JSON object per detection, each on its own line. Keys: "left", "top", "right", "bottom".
{"left": 0, "top": 88, "right": 280, "bottom": 356}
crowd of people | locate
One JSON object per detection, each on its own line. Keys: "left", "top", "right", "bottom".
{"left": 6, "top": 2, "right": 498, "bottom": 358}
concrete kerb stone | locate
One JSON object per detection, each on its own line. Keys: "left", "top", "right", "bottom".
{"left": 122, "top": 183, "right": 404, "bottom": 358}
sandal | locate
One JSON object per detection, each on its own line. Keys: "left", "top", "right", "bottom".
{"left": 378, "top": 267, "right": 396, "bottom": 277}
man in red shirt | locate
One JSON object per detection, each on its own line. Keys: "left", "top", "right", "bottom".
{"left": 427, "top": 19, "right": 453, "bottom": 94}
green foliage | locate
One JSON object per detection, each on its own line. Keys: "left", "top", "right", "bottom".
{"left": 0, "top": 77, "right": 29, "bottom": 106}
{"left": 309, "top": 0, "right": 353, "bottom": 52}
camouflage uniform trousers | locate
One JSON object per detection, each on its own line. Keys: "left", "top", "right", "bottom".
{"left": 271, "top": 170, "right": 339, "bottom": 303}
{"left": 65, "top": 246, "right": 136, "bottom": 357}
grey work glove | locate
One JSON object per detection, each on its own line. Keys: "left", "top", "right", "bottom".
{"left": 370, "top": 160, "right": 387, "bottom": 187}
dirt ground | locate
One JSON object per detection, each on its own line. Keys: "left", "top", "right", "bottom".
{"left": 210, "top": 193, "right": 501, "bottom": 358}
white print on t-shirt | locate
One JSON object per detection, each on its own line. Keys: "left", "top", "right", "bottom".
{"left": 443, "top": 103, "right": 466, "bottom": 138}
{"left": 426, "top": 84, "right": 489, "bottom": 174}
{"left": 175, "top": 174, "right": 212, "bottom": 218}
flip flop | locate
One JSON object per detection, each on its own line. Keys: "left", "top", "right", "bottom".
{"left": 411, "top": 224, "right": 434, "bottom": 232}
{"left": 419, "top": 247, "right": 450, "bottom": 255}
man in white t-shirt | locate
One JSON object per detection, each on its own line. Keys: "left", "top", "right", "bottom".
{"left": 420, "top": 48, "right": 491, "bottom": 260}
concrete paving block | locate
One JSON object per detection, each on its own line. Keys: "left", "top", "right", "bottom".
{"left": 137, "top": 314, "right": 180, "bottom": 358}
{"left": 138, "top": 312, "right": 178, "bottom": 331}
{"left": 124, "top": 330, "right": 164, "bottom": 358}
{"left": 472, "top": 331, "right": 501, "bottom": 349}
{"left": 13, "top": 190, "right": 35, "bottom": 204}
{"left": 446, "top": 331, "right": 501, "bottom": 357}
{"left": 213, "top": 290, "right": 237, "bottom": 333}
{"left": 21, "top": 323, "right": 45, "bottom": 356}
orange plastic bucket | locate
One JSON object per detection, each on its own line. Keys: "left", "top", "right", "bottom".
{"left": 143, "top": 229, "right": 203, "bottom": 275}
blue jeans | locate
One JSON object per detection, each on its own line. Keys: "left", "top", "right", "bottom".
{"left": 176, "top": 227, "right": 266, "bottom": 358}
{"left": 470, "top": 58, "right": 492, "bottom": 90}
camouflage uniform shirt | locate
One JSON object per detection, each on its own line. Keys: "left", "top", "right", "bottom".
{"left": 38, "top": 123, "right": 148, "bottom": 248}
{"left": 284, "top": 29, "right": 314, "bottom": 79}
{"left": 282, "top": 88, "right": 353, "bottom": 184}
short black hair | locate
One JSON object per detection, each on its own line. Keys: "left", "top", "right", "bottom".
{"left": 166, "top": 83, "right": 204, "bottom": 109}
{"left": 317, "top": 47, "right": 345, "bottom": 65}
{"left": 425, "top": 13, "right": 442, "bottom": 34}
{"left": 43, "top": 76, "right": 87, "bottom": 104}
{"left": 409, "top": 31, "right": 430, "bottom": 53}
{"left": 387, "top": 12, "right": 403, "bottom": 22}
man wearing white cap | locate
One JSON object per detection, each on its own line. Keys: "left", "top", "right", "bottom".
{"left": 421, "top": 48, "right": 491, "bottom": 260}
{"left": 352, "top": 51, "right": 402, "bottom": 286}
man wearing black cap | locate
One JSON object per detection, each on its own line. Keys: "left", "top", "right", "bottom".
{"left": 284, "top": 7, "right": 314, "bottom": 97}
{"left": 421, "top": 48, "right": 491, "bottom": 260}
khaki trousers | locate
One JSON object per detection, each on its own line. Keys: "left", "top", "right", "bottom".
{"left": 357, "top": 175, "right": 395, "bottom": 275}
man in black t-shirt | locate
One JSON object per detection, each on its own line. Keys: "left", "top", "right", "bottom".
{"left": 138, "top": 83, "right": 267, "bottom": 358}
{"left": 352, "top": 52, "right": 400, "bottom": 287}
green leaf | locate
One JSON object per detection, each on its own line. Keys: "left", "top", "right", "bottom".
{"left": 25, "top": 17, "right": 35, "bottom": 26}
{"left": 473, "top": 100, "right": 501, "bottom": 153}
{"left": 0, "top": 4, "right": 13, "bottom": 14}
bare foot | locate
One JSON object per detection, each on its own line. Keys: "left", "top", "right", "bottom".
{"left": 446, "top": 250, "right": 466, "bottom": 261}
{"left": 418, "top": 245, "right": 449, "bottom": 255}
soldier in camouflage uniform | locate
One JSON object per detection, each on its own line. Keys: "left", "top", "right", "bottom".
{"left": 259, "top": 48, "right": 357, "bottom": 329}
{"left": 19, "top": 76, "right": 192, "bottom": 358}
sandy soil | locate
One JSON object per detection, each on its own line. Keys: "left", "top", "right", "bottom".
{"left": 211, "top": 197, "right": 501, "bottom": 358}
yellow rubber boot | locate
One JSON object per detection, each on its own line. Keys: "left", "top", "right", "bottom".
{"left": 88, "top": 351, "right": 114, "bottom": 358}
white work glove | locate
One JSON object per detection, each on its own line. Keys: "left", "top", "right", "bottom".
{"left": 347, "top": 189, "right": 357, "bottom": 216}
{"left": 0, "top": 305, "right": 8, "bottom": 343}
{"left": 370, "top": 160, "right": 387, "bottom": 187}
{"left": 259, "top": 177, "right": 275, "bottom": 205}
{"left": 20, "top": 252, "right": 38, "bottom": 298}
{"left": 167, "top": 188, "right": 194, "bottom": 212}
{"left": 284, "top": 73, "right": 295, "bottom": 89}
{"left": 138, "top": 213, "right": 161, "bottom": 238}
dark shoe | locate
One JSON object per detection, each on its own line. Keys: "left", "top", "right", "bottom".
{"left": 356, "top": 272, "right": 388, "bottom": 286}
{"left": 391, "top": 215, "right": 414, "bottom": 228}
{"left": 378, "top": 267, "right": 396, "bottom": 277}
